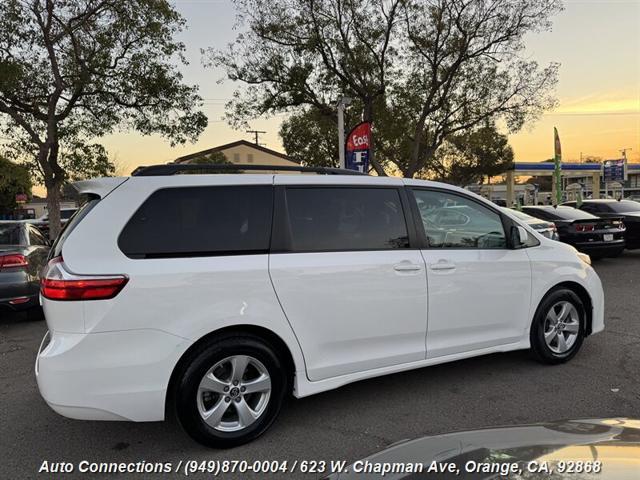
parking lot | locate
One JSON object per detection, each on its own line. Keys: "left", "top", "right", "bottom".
{"left": 1, "top": 252, "right": 639, "bottom": 479}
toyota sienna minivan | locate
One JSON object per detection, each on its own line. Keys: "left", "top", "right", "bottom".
{"left": 36, "top": 165, "right": 604, "bottom": 448}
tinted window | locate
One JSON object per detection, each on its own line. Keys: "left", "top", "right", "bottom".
{"left": 579, "top": 203, "right": 604, "bottom": 214}
{"left": 605, "top": 200, "right": 640, "bottom": 213}
{"left": 60, "top": 209, "right": 77, "bottom": 220}
{"left": 548, "top": 207, "right": 598, "bottom": 220}
{"left": 28, "top": 226, "right": 47, "bottom": 246}
{"left": 0, "top": 224, "right": 24, "bottom": 245}
{"left": 119, "top": 186, "right": 273, "bottom": 258}
{"left": 284, "top": 188, "right": 409, "bottom": 252}
{"left": 522, "top": 208, "right": 552, "bottom": 221}
{"left": 413, "top": 189, "right": 506, "bottom": 248}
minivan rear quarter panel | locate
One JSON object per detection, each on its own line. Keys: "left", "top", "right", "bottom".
{"left": 54, "top": 175, "right": 307, "bottom": 393}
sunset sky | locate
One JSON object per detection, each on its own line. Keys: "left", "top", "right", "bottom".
{"left": 101, "top": 0, "right": 640, "bottom": 175}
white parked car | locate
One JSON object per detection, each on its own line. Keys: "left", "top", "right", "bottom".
{"left": 36, "top": 165, "right": 604, "bottom": 448}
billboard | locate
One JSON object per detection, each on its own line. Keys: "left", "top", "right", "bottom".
{"left": 603, "top": 159, "right": 626, "bottom": 182}
{"left": 345, "top": 122, "right": 371, "bottom": 173}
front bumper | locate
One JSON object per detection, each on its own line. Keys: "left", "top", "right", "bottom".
{"left": 35, "top": 328, "right": 192, "bottom": 422}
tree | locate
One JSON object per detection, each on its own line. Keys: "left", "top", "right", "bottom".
{"left": 207, "top": 0, "right": 402, "bottom": 175}
{"left": 212, "top": 0, "right": 560, "bottom": 178}
{"left": 0, "top": 0, "right": 207, "bottom": 237}
{"left": 188, "top": 151, "right": 231, "bottom": 165}
{"left": 399, "top": 0, "right": 560, "bottom": 177}
{"left": 425, "top": 121, "right": 514, "bottom": 185}
{"left": 0, "top": 156, "right": 32, "bottom": 214}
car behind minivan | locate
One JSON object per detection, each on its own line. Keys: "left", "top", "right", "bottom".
{"left": 36, "top": 167, "right": 604, "bottom": 448}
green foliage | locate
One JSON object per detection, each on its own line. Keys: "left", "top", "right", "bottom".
{"left": 280, "top": 109, "right": 340, "bottom": 168}
{"left": 0, "top": 0, "right": 207, "bottom": 236}
{"left": 425, "top": 122, "right": 514, "bottom": 186}
{"left": 0, "top": 156, "right": 31, "bottom": 212}
{"left": 212, "top": 0, "right": 561, "bottom": 177}
{"left": 189, "top": 151, "right": 231, "bottom": 165}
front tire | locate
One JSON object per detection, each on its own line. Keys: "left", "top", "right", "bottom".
{"left": 530, "top": 289, "right": 585, "bottom": 364}
{"left": 175, "top": 334, "right": 288, "bottom": 448}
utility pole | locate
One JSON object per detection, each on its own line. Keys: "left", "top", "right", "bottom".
{"left": 620, "top": 148, "right": 632, "bottom": 198}
{"left": 620, "top": 147, "right": 632, "bottom": 160}
{"left": 246, "top": 130, "right": 266, "bottom": 146}
{"left": 336, "top": 96, "right": 352, "bottom": 169}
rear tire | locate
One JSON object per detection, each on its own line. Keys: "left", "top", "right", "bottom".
{"left": 530, "top": 289, "right": 585, "bottom": 364}
{"left": 174, "top": 334, "right": 288, "bottom": 448}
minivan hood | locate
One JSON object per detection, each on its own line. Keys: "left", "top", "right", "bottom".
{"left": 327, "top": 418, "right": 640, "bottom": 479}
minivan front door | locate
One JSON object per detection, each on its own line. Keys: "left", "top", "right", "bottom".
{"left": 269, "top": 185, "right": 428, "bottom": 381}
{"left": 409, "top": 188, "right": 532, "bottom": 358}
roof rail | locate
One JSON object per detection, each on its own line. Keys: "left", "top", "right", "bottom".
{"left": 131, "top": 164, "right": 366, "bottom": 176}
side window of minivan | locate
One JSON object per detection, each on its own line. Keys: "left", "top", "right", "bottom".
{"left": 119, "top": 185, "right": 273, "bottom": 258}
{"left": 412, "top": 189, "right": 507, "bottom": 249}
{"left": 284, "top": 187, "right": 410, "bottom": 252}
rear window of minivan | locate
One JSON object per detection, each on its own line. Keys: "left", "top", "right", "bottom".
{"left": 119, "top": 185, "right": 273, "bottom": 258}
{"left": 284, "top": 187, "right": 410, "bottom": 252}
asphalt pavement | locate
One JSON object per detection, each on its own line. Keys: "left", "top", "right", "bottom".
{"left": 1, "top": 251, "right": 639, "bottom": 479}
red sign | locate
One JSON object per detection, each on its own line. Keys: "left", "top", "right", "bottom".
{"left": 15, "top": 193, "right": 28, "bottom": 203}
{"left": 346, "top": 122, "right": 371, "bottom": 152}
{"left": 345, "top": 122, "right": 371, "bottom": 172}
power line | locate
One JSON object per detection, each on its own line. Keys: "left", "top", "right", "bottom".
{"left": 246, "top": 130, "right": 266, "bottom": 145}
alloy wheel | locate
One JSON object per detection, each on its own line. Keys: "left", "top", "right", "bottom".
{"left": 543, "top": 301, "right": 580, "bottom": 354}
{"left": 196, "top": 355, "right": 272, "bottom": 432}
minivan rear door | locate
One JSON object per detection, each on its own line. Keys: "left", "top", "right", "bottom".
{"left": 269, "top": 178, "right": 428, "bottom": 382}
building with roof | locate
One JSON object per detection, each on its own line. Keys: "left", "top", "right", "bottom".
{"left": 173, "top": 140, "right": 299, "bottom": 168}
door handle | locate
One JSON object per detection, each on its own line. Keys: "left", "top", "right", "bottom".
{"left": 429, "top": 260, "right": 456, "bottom": 271}
{"left": 393, "top": 263, "right": 422, "bottom": 272}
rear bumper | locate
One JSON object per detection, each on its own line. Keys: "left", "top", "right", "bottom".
{"left": 0, "top": 272, "right": 40, "bottom": 311}
{"left": 572, "top": 240, "right": 625, "bottom": 257}
{"left": 35, "top": 328, "right": 192, "bottom": 422}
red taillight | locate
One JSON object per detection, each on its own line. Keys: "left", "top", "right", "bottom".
{"left": 40, "top": 257, "right": 128, "bottom": 301}
{"left": 41, "top": 277, "right": 128, "bottom": 300}
{"left": 0, "top": 253, "right": 28, "bottom": 269}
{"left": 575, "top": 223, "right": 595, "bottom": 232}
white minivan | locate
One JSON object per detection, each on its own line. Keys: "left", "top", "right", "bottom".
{"left": 36, "top": 165, "right": 604, "bottom": 448}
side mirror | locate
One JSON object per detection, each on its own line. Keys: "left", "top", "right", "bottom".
{"left": 511, "top": 225, "right": 529, "bottom": 248}
{"left": 517, "top": 226, "right": 529, "bottom": 245}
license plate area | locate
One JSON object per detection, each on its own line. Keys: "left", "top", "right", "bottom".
{"left": 603, "top": 233, "right": 614, "bottom": 242}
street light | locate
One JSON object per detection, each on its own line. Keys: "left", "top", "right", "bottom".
{"left": 336, "top": 96, "right": 352, "bottom": 169}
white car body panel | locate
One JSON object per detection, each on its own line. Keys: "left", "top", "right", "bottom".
{"left": 270, "top": 250, "right": 428, "bottom": 381}
{"left": 35, "top": 174, "right": 604, "bottom": 422}
{"left": 421, "top": 248, "right": 532, "bottom": 358}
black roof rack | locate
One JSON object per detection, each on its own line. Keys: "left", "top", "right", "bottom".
{"left": 131, "top": 164, "right": 366, "bottom": 176}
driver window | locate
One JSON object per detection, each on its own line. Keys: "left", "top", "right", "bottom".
{"left": 412, "top": 189, "right": 507, "bottom": 249}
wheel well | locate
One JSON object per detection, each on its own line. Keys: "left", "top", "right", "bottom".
{"left": 544, "top": 282, "right": 593, "bottom": 335}
{"left": 164, "top": 325, "right": 296, "bottom": 420}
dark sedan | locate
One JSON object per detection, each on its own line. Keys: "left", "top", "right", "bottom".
{"left": 522, "top": 206, "right": 625, "bottom": 259}
{"left": 501, "top": 208, "right": 559, "bottom": 240}
{"left": 0, "top": 222, "right": 50, "bottom": 316}
{"left": 562, "top": 199, "right": 640, "bottom": 249}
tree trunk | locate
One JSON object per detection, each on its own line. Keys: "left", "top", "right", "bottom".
{"left": 39, "top": 142, "right": 65, "bottom": 240}
{"left": 363, "top": 98, "right": 386, "bottom": 176}
{"left": 45, "top": 178, "right": 63, "bottom": 240}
